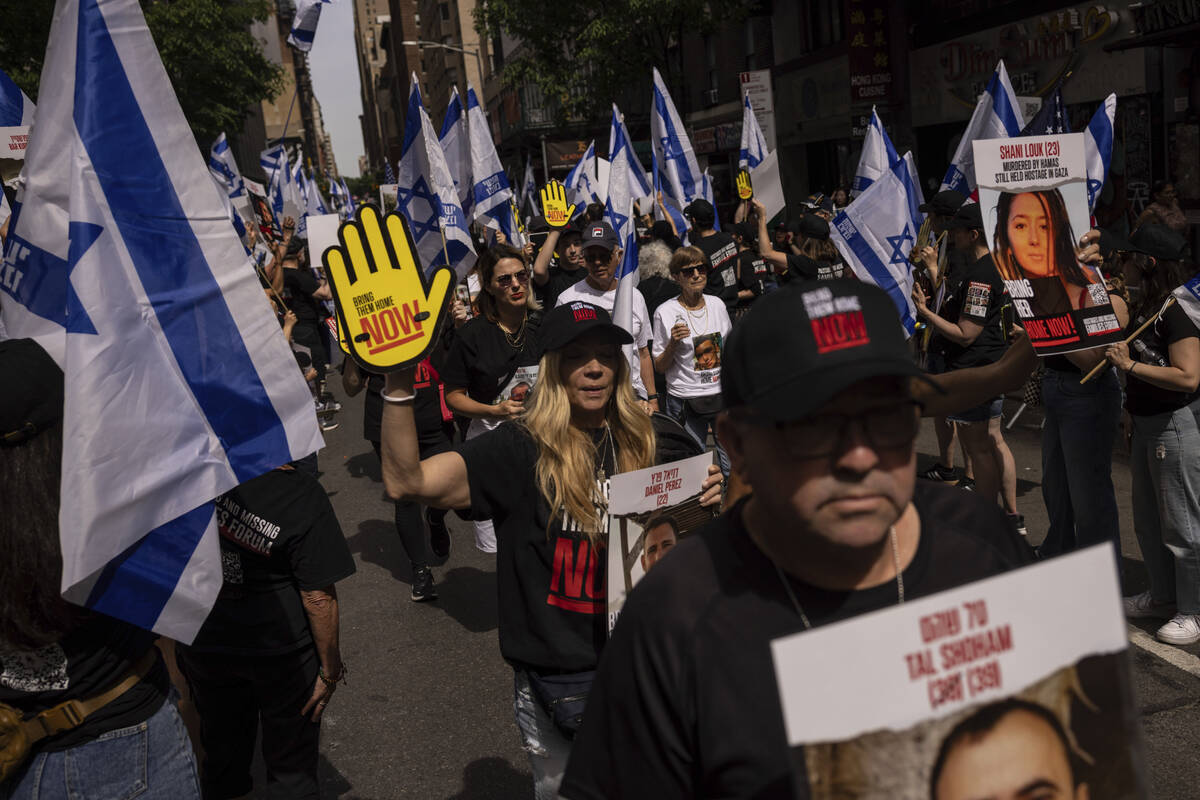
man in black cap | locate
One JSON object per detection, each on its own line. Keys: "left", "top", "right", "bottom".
{"left": 560, "top": 280, "right": 1032, "bottom": 800}
{"left": 684, "top": 199, "right": 739, "bottom": 311}
{"left": 912, "top": 203, "right": 1023, "bottom": 534}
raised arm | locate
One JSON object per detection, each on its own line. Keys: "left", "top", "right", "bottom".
{"left": 380, "top": 370, "right": 472, "bottom": 508}
{"left": 532, "top": 229, "right": 561, "bottom": 287}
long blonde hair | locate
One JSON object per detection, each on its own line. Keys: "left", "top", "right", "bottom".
{"left": 520, "top": 348, "right": 655, "bottom": 546}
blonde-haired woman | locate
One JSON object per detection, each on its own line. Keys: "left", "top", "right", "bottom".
{"left": 381, "top": 301, "right": 721, "bottom": 799}
{"left": 443, "top": 244, "right": 543, "bottom": 552}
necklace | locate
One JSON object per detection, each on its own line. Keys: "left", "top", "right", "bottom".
{"left": 772, "top": 526, "right": 905, "bottom": 630}
{"left": 595, "top": 421, "right": 615, "bottom": 483}
{"left": 500, "top": 312, "right": 528, "bottom": 349}
{"left": 682, "top": 297, "right": 708, "bottom": 336}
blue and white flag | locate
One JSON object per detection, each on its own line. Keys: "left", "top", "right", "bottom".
{"left": 739, "top": 91, "right": 768, "bottom": 170}
{"left": 564, "top": 140, "right": 595, "bottom": 205}
{"left": 699, "top": 168, "right": 720, "bottom": 231}
{"left": 940, "top": 60, "right": 1024, "bottom": 196}
{"left": 851, "top": 107, "right": 900, "bottom": 198}
{"left": 396, "top": 73, "right": 476, "bottom": 280}
{"left": 1083, "top": 94, "right": 1116, "bottom": 213}
{"left": 467, "top": 86, "right": 518, "bottom": 241}
{"left": 208, "top": 132, "right": 246, "bottom": 200}
{"left": 383, "top": 158, "right": 396, "bottom": 185}
{"left": 521, "top": 157, "right": 536, "bottom": 212}
{"left": 303, "top": 170, "right": 328, "bottom": 216}
{"left": 831, "top": 153, "right": 925, "bottom": 335}
{"left": 605, "top": 105, "right": 641, "bottom": 343}
{"left": 325, "top": 170, "right": 342, "bottom": 208}
{"left": 0, "top": 0, "right": 322, "bottom": 640}
{"left": 439, "top": 86, "right": 472, "bottom": 218}
{"left": 651, "top": 68, "right": 703, "bottom": 206}
{"left": 0, "top": 67, "right": 35, "bottom": 126}
{"left": 650, "top": 146, "right": 689, "bottom": 239}
{"left": 260, "top": 143, "right": 303, "bottom": 223}
{"left": 287, "top": 0, "right": 335, "bottom": 52}
{"left": 1174, "top": 272, "right": 1200, "bottom": 331}
{"left": 339, "top": 176, "right": 355, "bottom": 214}
{"left": 608, "top": 105, "right": 651, "bottom": 205}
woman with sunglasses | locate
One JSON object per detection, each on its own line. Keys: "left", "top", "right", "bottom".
{"left": 652, "top": 246, "right": 734, "bottom": 475}
{"left": 443, "top": 244, "right": 544, "bottom": 552}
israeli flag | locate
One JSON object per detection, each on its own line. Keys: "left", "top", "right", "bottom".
{"left": 260, "top": 143, "right": 303, "bottom": 223}
{"left": 699, "top": 169, "right": 721, "bottom": 231}
{"left": 606, "top": 105, "right": 641, "bottom": 341}
{"left": 288, "top": 0, "right": 335, "bottom": 52}
{"left": 467, "top": 85, "right": 518, "bottom": 241}
{"left": 739, "top": 91, "right": 768, "bottom": 170}
{"left": 339, "top": 176, "right": 355, "bottom": 214}
{"left": 521, "top": 157, "right": 536, "bottom": 211}
{"left": 0, "top": 0, "right": 322, "bottom": 640}
{"left": 650, "top": 146, "right": 689, "bottom": 240}
{"left": 396, "top": 73, "right": 476, "bottom": 279}
{"left": 0, "top": 67, "right": 35, "bottom": 126}
{"left": 326, "top": 169, "right": 343, "bottom": 207}
{"left": 303, "top": 170, "right": 328, "bottom": 216}
{"left": 1174, "top": 273, "right": 1200, "bottom": 331}
{"left": 851, "top": 107, "right": 899, "bottom": 198}
{"left": 1084, "top": 94, "right": 1116, "bottom": 213}
{"left": 940, "top": 60, "right": 1024, "bottom": 196}
{"left": 608, "top": 105, "right": 652, "bottom": 204}
{"left": 208, "top": 132, "right": 246, "bottom": 201}
{"left": 564, "top": 140, "right": 595, "bottom": 204}
{"left": 438, "top": 86, "right": 472, "bottom": 218}
{"left": 831, "top": 153, "right": 925, "bottom": 335}
{"left": 651, "top": 68, "right": 703, "bottom": 205}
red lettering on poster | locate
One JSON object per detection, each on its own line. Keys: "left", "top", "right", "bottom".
{"left": 363, "top": 300, "right": 425, "bottom": 354}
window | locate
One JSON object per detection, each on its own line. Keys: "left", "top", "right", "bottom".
{"left": 804, "top": 0, "right": 844, "bottom": 52}
{"left": 440, "top": 2, "right": 450, "bottom": 20}
{"left": 744, "top": 19, "right": 756, "bottom": 70}
{"left": 705, "top": 35, "right": 718, "bottom": 92}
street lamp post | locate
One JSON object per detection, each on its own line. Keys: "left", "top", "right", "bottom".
{"left": 399, "top": 40, "right": 485, "bottom": 96}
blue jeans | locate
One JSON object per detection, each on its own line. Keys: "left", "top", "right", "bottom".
{"left": 1, "top": 695, "right": 201, "bottom": 800}
{"left": 663, "top": 394, "right": 730, "bottom": 476}
{"left": 1039, "top": 367, "right": 1122, "bottom": 557}
{"left": 512, "top": 670, "right": 573, "bottom": 800}
{"left": 1131, "top": 401, "right": 1200, "bottom": 614}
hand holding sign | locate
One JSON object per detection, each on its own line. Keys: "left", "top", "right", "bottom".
{"left": 321, "top": 206, "right": 454, "bottom": 372}
{"left": 539, "top": 179, "right": 576, "bottom": 228}
{"left": 736, "top": 169, "right": 753, "bottom": 201}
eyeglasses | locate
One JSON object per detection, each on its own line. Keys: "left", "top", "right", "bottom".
{"left": 672, "top": 264, "right": 706, "bottom": 278}
{"left": 496, "top": 270, "right": 530, "bottom": 288}
{"left": 736, "top": 401, "right": 921, "bottom": 459}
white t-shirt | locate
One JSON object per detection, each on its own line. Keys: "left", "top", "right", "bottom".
{"left": 652, "top": 295, "right": 732, "bottom": 398}
{"left": 555, "top": 279, "right": 651, "bottom": 399}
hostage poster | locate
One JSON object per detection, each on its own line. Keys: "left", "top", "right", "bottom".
{"left": 606, "top": 452, "right": 714, "bottom": 634}
{"left": 771, "top": 545, "right": 1147, "bottom": 799}
{"left": 974, "top": 133, "right": 1124, "bottom": 354}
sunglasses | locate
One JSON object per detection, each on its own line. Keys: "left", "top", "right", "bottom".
{"left": 672, "top": 264, "right": 706, "bottom": 278}
{"left": 736, "top": 401, "right": 921, "bottom": 459}
{"left": 496, "top": 270, "right": 530, "bottom": 288}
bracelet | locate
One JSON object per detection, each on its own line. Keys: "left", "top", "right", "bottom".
{"left": 319, "top": 663, "right": 347, "bottom": 686}
{"left": 646, "top": 394, "right": 659, "bottom": 401}
{"left": 382, "top": 388, "right": 416, "bottom": 404}
{"left": 1127, "top": 362, "right": 1136, "bottom": 376}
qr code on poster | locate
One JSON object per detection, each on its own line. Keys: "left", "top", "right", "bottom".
{"left": 1087, "top": 283, "right": 1109, "bottom": 306}
{"left": 964, "top": 281, "right": 991, "bottom": 317}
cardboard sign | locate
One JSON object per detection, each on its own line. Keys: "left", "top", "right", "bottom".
{"left": 974, "top": 133, "right": 1124, "bottom": 354}
{"left": 320, "top": 206, "right": 454, "bottom": 372}
{"left": 539, "top": 179, "right": 577, "bottom": 228}
{"left": 606, "top": 452, "right": 714, "bottom": 633}
{"left": 772, "top": 544, "right": 1147, "bottom": 798}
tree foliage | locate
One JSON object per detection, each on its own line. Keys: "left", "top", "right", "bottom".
{"left": 475, "top": 0, "right": 748, "bottom": 123}
{"left": 0, "top": 0, "right": 284, "bottom": 145}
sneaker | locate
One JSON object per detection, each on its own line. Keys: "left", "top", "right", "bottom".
{"left": 1123, "top": 590, "right": 1176, "bottom": 619}
{"left": 1156, "top": 614, "right": 1200, "bottom": 646}
{"left": 411, "top": 566, "right": 438, "bottom": 602}
{"left": 957, "top": 477, "right": 975, "bottom": 492}
{"left": 428, "top": 509, "right": 451, "bottom": 560}
{"left": 1007, "top": 513, "right": 1028, "bottom": 537}
{"left": 920, "top": 463, "right": 956, "bottom": 483}
{"left": 320, "top": 418, "right": 339, "bottom": 432}
{"left": 322, "top": 399, "right": 342, "bottom": 413}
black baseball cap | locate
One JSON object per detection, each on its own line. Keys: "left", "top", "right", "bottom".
{"left": 1, "top": 338, "right": 64, "bottom": 446}
{"left": 731, "top": 221, "right": 756, "bottom": 241}
{"left": 539, "top": 301, "right": 634, "bottom": 351}
{"left": 722, "top": 280, "right": 939, "bottom": 422}
{"left": 1098, "top": 227, "right": 1135, "bottom": 256}
{"left": 1130, "top": 224, "right": 1189, "bottom": 261}
{"left": 919, "top": 189, "right": 967, "bottom": 216}
{"left": 797, "top": 215, "right": 830, "bottom": 241}
{"left": 945, "top": 202, "right": 983, "bottom": 231}
{"left": 581, "top": 220, "right": 619, "bottom": 251}
{"left": 684, "top": 199, "right": 716, "bottom": 225}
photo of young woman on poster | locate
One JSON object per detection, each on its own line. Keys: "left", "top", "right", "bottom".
{"left": 991, "top": 189, "right": 1105, "bottom": 318}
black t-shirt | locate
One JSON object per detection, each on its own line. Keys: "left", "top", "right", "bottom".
{"left": 282, "top": 266, "right": 324, "bottom": 324}
{"left": 360, "top": 358, "right": 449, "bottom": 445}
{"left": 187, "top": 469, "right": 357, "bottom": 657}
{"left": 456, "top": 422, "right": 616, "bottom": 672}
{"left": 931, "top": 253, "right": 1008, "bottom": 369}
{"left": 442, "top": 314, "right": 544, "bottom": 405}
{"left": 736, "top": 251, "right": 776, "bottom": 304}
{"left": 694, "top": 231, "right": 740, "bottom": 306}
{"left": 0, "top": 615, "right": 168, "bottom": 752}
{"left": 541, "top": 264, "right": 588, "bottom": 311}
{"left": 1125, "top": 300, "right": 1200, "bottom": 417}
{"left": 560, "top": 482, "right": 1034, "bottom": 800}
{"left": 785, "top": 252, "right": 848, "bottom": 282}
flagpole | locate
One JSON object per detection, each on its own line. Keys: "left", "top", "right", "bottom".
{"left": 1079, "top": 296, "right": 1175, "bottom": 384}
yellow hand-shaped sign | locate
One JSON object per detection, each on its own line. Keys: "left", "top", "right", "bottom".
{"left": 321, "top": 206, "right": 454, "bottom": 372}
{"left": 735, "top": 169, "right": 753, "bottom": 200}
{"left": 539, "top": 179, "right": 577, "bottom": 228}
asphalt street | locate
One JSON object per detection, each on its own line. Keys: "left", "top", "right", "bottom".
{"left": 262, "top": 385, "right": 1200, "bottom": 799}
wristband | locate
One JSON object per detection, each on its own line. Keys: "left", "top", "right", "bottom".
{"left": 383, "top": 369, "right": 416, "bottom": 403}
{"left": 319, "top": 663, "right": 347, "bottom": 686}
{"left": 646, "top": 394, "right": 659, "bottom": 401}
{"left": 382, "top": 389, "right": 415, "bottom": 404}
